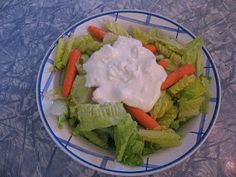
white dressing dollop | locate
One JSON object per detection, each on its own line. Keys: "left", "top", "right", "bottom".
{"left": 83, "top": 36, "right": 167, "bottom": 112}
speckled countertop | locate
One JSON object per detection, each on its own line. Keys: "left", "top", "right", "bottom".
{"left": 0, "top": 0, "right": 236, "bottom": 177}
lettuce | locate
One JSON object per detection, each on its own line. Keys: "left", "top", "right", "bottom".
{"left": 180, "top": 78, "right": 206, "bottom": 99}
{"left": 150, "top": 91, "right": 173, "bottom": 119}
{"left": 77, "top": 103, "right": 128, "bottom": 131}
{"left": 143, "top": 142, "right": 161, "bottom": 155}
{"left": 54, "top": 38, "right": 65, "bottom": 70}
{"left": 156, "top": 42, "right": 183, "bottom": 72}
{"left": 61, "top": 35, "right": 75, "bottom": 68}
{"left": 200, "top": 76, "right": 211, "bottom": 113}
{"left": 119, "top": 134, "right": 144, "bottom": 166}
{"left": 168, "top": 75, "right": 196, "bottom": 95}
{"left": 114, "top": 115, "right": 144, "bottom": 166}
{"left": 178, "top": 96, "right": 204, "bottom": 118}
{"left": 139, "top": 129, "right": 181, "bottom": 148}
{"left": 182, "top": 37, "right": 204, "bottom": 76}
{"left": 79, "top": 130, "right": 108, "bottom": 149}
{"left": 132, "top": 26, "right": 151, "bottom": 45}
{"left": 153, "top": 31, "right": 183, "bottom": 54}
{"left": 131, "top": 26, "right": 183, "bottom": 53}
{"left": 73, "top": 35, "right": 102, "bottom": 53}
{"left": 170, "top": 120, "right": 181, "bottom": 130}
{"left": 103, "top": 32, "right": 118, "bottom": 44}
{"left": 80, "top": 53, "right": 90, "bottom": 64}
{"left": 70, "top": 75, "right": 94, "bottom": 104}
{"left": 76, "top": 63, "right": 86, "bottom": 75}
{"left": 104, "top": 21, "right": 129, "bottom": 36}
{"left": 159, "top": 106, "right": 178, "bottom": 129}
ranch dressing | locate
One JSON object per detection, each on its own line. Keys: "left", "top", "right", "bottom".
{"left": 83, "top": 36, "right": 167, "bottom": 112}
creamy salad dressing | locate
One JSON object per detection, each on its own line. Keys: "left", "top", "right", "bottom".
{"left": 83, "top": 36, "right": 167, "bottom": 112}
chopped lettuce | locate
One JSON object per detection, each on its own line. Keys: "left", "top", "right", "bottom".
{"left": 132, "top": 26, "right": 151, "bottom": 45}
{"left": 79, "top": 130, "right": 108, "bottom": 149}
{"left": 168, "top": 75, "right": 196, "bottom": 95}
{"left": 150, "top": 91, "right": 173, "bottom": 119}
{"left": 170, "top": 120, "right": 181, "bottom": 130}
{"left": 132, "top": 26, "right": 183, "bottom": 53}
{"left": 139, "top": 129, "right": 181, "bottom": 148}
{"left": 182, "top": 37, "right": 204, "bottom": 76}
{"left": 80, "top": 53, "right": 90, "bottom": 64}
{"left": 200, "top": 76, "right": 211, "bottom": 113}
{"left": 73, "top": 35, "right": 102, "bottom": 53}
{"left": 57, "top": 108, "right": 68, "bottom": 128}
{"left": 104, "top": 21, "right": 129, "bottom": 36}
{"left": 159, "top": 106, "right": 178, "bottom": 129}
{"left": 76, "top": 63, "right": 86, "bottom": 75}
{"left": 54, "top": 38, "right": 65, "bottom": 70}
{"left": 61, "top": 35, "right": 75, "bottom": 69}
{"left": 143, "top": 142, "right": 161, "bottom": 155}
{"left": 70, "top": 75, "right": 94, "bottom": 104}
{"left": 77, "top": 103, "right": 128, "bottom": 131}
{"left": 103, "top": 32, "right": 118, "bottom": 44}
{"left": 120, "top": 134, "right": 144, "bottom": 166}
{"left": 180, "top": 78, "right": 206, "bottom": 99}
{"left": 114, "top": 115, "right": 144, "bottom": 166}
{"left": 178, "top": 96, "right": 204, "bottom": 118}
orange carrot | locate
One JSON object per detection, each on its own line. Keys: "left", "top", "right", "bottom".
{"left": 158, "top": 59, "right": 169, "bottom": 68}
{"left": 143, "top": 44, "right": 157, "bottom": 54}
{"left": 125, "top": 105, "right": 159, "bottom": 129}
{"left": 62, "top": 50, "right": 81, "bottom": 97}
{"left": 87, "top": 25, "right": 106, "bottom": 41}
{"left": 161, "top": 64, "right": 195, "bottom": 90}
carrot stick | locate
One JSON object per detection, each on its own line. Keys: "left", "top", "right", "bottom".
{"left": 158, "top": 59, "right": 169, "bottom": 69}
{"left": 125, "top": 105, "right": 159, "bottom": 129}
{"left": 161, "top": 64, "right": 195, "bottom": 90}
{"left": 87, "top": 25, "right": 106, "bottom": 41}
{"left": 143, "top": 44, "right": 157, "bottom": 54}
{"left": 62, "top": 50, "right": 81, "bottom": 97}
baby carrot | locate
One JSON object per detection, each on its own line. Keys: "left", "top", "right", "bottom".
{"left": 143, "top": 44, "right": 157, "bottom": 54}
{"left": 158, "top": 59, "right": 169, "bottom": 69}
{"left": 62, "top": 50, "right": 81, "bottom": 97}
{"left": 161, "top": 64, "right": 195, "bottom": 90}
{"left": 87, "top": 25, "right": 106, "bottom": 41}
{"left": 125, "top": 105, "right": 159, "bottom": 129}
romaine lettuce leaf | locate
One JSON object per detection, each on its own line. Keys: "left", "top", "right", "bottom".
{"left": 150, "top": 91, "right": 173, "bottom": 119}
{"left": 168, "top": 75, "right": 196, "bottom": 95}
{"left": 155, "top": 42, "right": 183, "bottom": 68}
{"left": 143, "top": 142, "right": 161, "bottom": 155}
{"left": 76, "top": 63, "right": 86, "bottom": 75}
{"left": 79, "top": 130, "right": 108, "bottom": 149}
{"left": 104, "top": 21, "right": 129, "bottom": 36}
{"left": 139, "top": 129, "right": 181, "bottom": 148}
{"left": 132, "top": 26, "right": 150, "bottom": 45}
{"left": 182, "top": 37, "right": 204, "bottom": 76}
{"left": 178, "top": 96, "right": 204, "bottom": 118}
{"left": 159, "top": 106, "right": 178, "bottom": 129}
{"left": 54, "top": 38, "right": 65, "bottom": 70}
{"left": 114, "top": 115, "right": 144, "bottom": 166}
{"left": 200, "top": 76, "right": 211, "bottom": 113}
{"left": 119, "top": 133, "right": 144, "bottom": 166}
{"left": 61, "top": 35, "right": 75, "bottom": 68}
{"left": 73, "top": 35, "right": 102, "bottom": 53}
{"left": 77, "top": 103, "right": 128, "bottom": 131}
{"left": 180, "top": 78, "right": 206, "bottom": 99}
{"left": 70, "top": 75, "right": 94, "bottom": 104}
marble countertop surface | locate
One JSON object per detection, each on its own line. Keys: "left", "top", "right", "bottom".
{"left": 0, "top": 0, "right": 236, "bottom": 176}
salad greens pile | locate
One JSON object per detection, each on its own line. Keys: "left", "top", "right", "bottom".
{"left": 48, "top": 21, "right": 211, "bottom": 166}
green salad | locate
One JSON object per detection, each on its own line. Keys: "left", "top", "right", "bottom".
{"left": 48, "top": 21, "right": 211, "bottom": 166}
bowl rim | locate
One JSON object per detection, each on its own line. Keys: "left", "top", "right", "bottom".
{"left": 36, "top": 9, "right": 221, "bottom": 176}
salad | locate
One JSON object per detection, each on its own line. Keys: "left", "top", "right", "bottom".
{"left": 48, "top": 21, "right": 211, "bottom": 166}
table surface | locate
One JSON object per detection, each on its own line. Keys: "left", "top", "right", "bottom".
{"left": 0, "top": 0, "right": 236, "bottom": 177}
